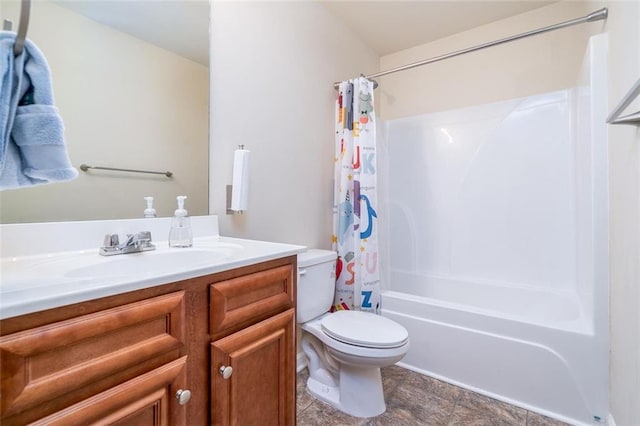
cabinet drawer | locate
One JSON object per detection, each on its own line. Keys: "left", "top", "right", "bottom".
{"left": 210, "top": 264, "right": 294, "bottom": 338}
{"left": 31, "top": 356, "right": 188, "bottom": 426}
{"left": 0, "top": 291, "right": 185, "bottom": 422}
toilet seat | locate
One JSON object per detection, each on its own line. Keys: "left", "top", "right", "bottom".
{"left": 321, "top": 310, "right": 409, "bottom": 349}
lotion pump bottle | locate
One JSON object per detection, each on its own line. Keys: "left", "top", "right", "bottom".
{"left": 169, "top": 196, "right": 193, "bottom": 247}
{"left": 143, "top": 196, "right": 157, "bottom": 218}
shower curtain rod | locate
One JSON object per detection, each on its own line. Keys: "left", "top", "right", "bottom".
{"left": 333, "top": 7, "right": 608, "bottom": 89}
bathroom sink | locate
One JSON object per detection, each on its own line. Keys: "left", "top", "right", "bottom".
{"left": 64, "top": 249, "right": 234, "bottom": 279}
{"left": 0, "top": 217, "right": 305, "bottom": 320}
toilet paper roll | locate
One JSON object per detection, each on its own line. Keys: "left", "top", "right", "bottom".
{"left": 231, "top": 149, "right": 250, "bottom": 211}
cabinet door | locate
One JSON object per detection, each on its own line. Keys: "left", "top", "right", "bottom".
{"left": 211, "top": 309, "right": 295, "bottom": 426}
{"left": 31, "top": 356, "right": 188, "bottom": 426}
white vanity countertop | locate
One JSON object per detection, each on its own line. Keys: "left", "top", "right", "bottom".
{"left": 0, "top": 216, "right": 306, "bottom": 320}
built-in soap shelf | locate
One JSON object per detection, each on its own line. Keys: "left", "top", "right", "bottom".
{"left": 607, "top": 78, "right": 640, "bottom": 126}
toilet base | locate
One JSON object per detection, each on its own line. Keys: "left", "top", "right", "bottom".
{"left": 306, "top": 364, "right": 386, "bottom": 418}
{"left": 306, "top": 376, "right": 341, "bottom": 410}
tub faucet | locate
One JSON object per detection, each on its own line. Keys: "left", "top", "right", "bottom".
{"left": 100, "top": 231, "right": 156, "bottom": 256}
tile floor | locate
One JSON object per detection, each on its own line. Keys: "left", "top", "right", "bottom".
{"left": 296, "top": 365, "right": 569, "bottom": 426}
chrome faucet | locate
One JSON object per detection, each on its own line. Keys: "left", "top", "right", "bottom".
{"left": 100, "top": 231, "right": 156, "bottom": 256}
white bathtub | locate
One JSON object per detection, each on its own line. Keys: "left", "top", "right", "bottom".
{"left": 378, "top": 34, "right": 609, "bottom": 426}
{"left": 382, "top": 270, "right": 607, "bottom": 425}
{"left": 390, "top": 271, "right": 591, "bottom": 333}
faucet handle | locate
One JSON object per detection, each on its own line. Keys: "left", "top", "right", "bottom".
{"left": 136, "top": 231, "right": 155, "bottom": 251}
{"left": 103, "top": 233, "right": 119, "bottom": 247}
{"left": 138, "top": 231, "right": 152, "bottom": 242}
{"left": 123, "top": 231, "right": 153, "bottom": 248}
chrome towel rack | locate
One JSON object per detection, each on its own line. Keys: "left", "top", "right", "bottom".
{"left": 607, "top": 78, "right": 640, "bottom": 126}
{"left": 80, "top": 164, "right": 173, "bottom": 178}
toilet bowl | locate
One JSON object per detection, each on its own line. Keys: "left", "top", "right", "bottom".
{"left": 297, "top": 250, "right": 410, "bottom": 418}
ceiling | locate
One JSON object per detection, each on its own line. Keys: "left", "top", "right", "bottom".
{"left": 52, "top": 1, "right": 557, "bottom": 66}
{"left": 321, "top": 1, "right": 557, "bottom": 56}
{"left": 54, "top": 0, "right": 210, "bottom": 66}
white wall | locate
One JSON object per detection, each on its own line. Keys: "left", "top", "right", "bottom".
{"left": 378, "top": 1, "right": 601, "bottom": 120}
{"left": 604, "top": 1, "right": 640, "bottom": 425}
{"left": 209, "top": 1, "right": 379, "bottom": 248}
{"left": 0, "top": 1, "right": 209, "bottom": 223}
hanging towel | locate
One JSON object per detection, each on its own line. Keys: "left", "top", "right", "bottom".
{"left": 0, "top": 33, "right": 17, "bottom": 173}
{"left": 0, "top": 31, "right": 77, "bottom": 190}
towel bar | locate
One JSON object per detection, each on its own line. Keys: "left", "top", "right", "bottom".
{"left": 80, "top": 164, "right": 173, "bottom": 178}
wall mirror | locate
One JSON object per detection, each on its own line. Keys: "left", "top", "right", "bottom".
{"left": 0, "top": 0, "right": 210, "bottom": 223}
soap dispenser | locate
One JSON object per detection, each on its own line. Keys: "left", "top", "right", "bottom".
{"left": 169, "top": 196, "right": 193, "bottom": 247}
{"left": 143, "top": 196, "right": 157, "bottom": 218}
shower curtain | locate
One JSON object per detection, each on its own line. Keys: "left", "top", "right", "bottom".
{"left": 332, "top": 77, "right": 380, "bottom": 313}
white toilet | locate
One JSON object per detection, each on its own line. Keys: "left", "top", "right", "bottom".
{"left": 297, "top": 249, "right": 410, "bottom": 418}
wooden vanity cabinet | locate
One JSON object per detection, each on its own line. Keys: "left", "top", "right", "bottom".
{"left": 0, "top": 255, "right": 297, "bottom": 426}
{"left": 209, "top": 265, "right": 296, "bottom": 426}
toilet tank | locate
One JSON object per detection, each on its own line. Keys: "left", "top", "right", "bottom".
{"left": 297, "top": 249, "right": 337, "bottom": 323}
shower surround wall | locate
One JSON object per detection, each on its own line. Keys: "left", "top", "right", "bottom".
{"left": 376, "top": 3, "right": 609, "bottom": 424}
{"left": 386, "top": 88, "right": 584, "bottom": 301}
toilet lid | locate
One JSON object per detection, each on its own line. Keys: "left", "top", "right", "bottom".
{"left": 321, "top": 311, "right": 409, "bottom": 349}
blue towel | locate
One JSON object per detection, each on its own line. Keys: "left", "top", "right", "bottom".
{"left": 0, "top": 31, "right": 77, "bottom": 190}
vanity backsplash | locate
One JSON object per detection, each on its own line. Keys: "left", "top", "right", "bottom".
{"left": 0, "top": 215, "right": 220, "bottom": 258}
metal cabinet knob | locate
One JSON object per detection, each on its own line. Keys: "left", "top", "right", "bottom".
{"left": 176, "top": 389, "right": 191, "bottom": 405}
{"left": 219, "top": 365, "right": 233, "bottom": 379}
